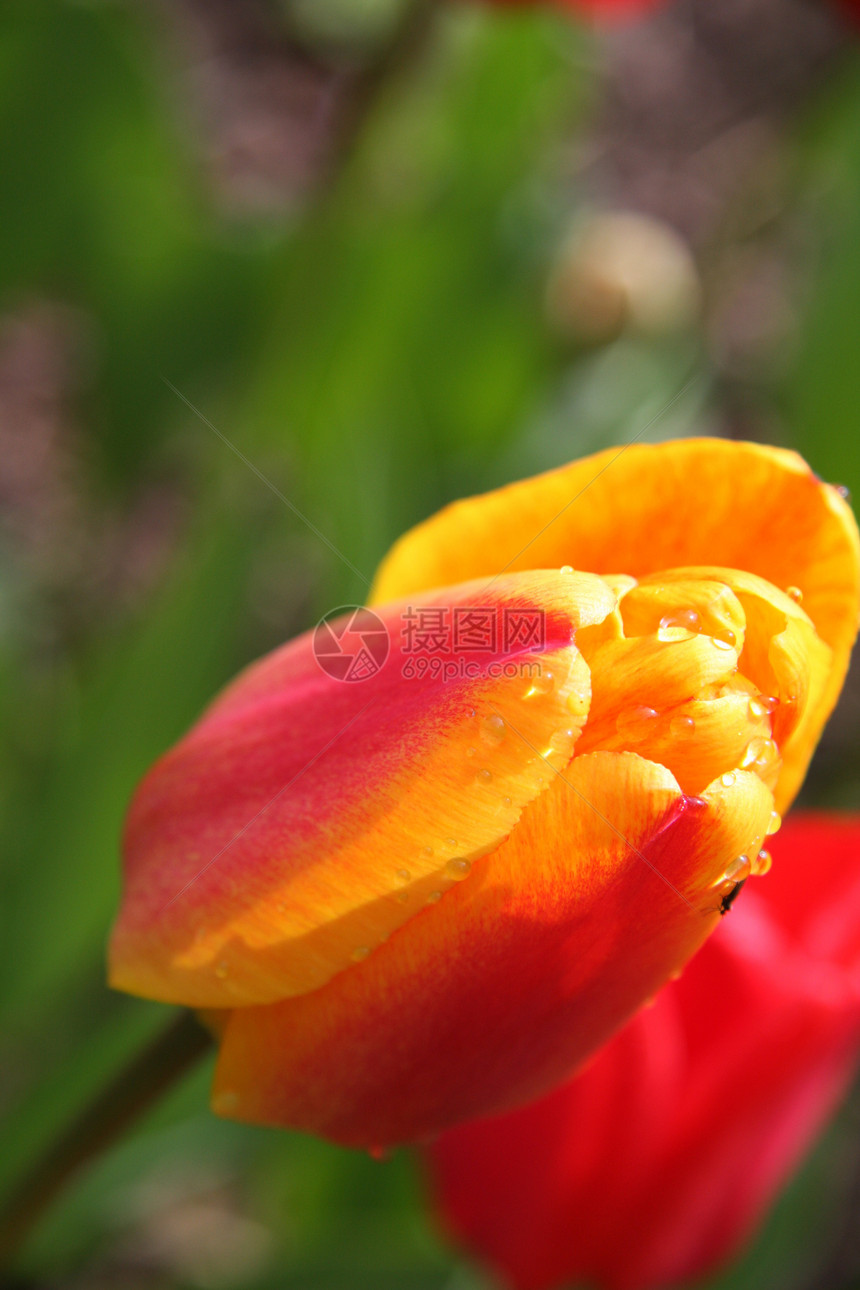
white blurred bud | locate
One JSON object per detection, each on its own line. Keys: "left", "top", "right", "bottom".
{"left": 546, "top": 211, "right": 701, "bottom": 344}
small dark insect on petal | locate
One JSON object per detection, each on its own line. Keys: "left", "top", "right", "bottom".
{"left": 720, "top": 880, "right": 746, "bottom": 916}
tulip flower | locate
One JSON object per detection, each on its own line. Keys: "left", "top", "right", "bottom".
{"left": 428, "top": 812, "right": 860, "bottom": 1290}
{"left": 109, "top": 439, "right": 859, "bottom": 1149}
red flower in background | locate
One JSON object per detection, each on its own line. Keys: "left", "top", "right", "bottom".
{"left": 485, "top": 0, "right": 860, "bottom": 22}
{"left": 429, "top": 813, "right": 860, "bottom": 1290}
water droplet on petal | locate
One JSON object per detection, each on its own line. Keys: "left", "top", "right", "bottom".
{"left": 502, "top": 795, "right": 513, "bottom": 807}
{"left": 352, "top": 946, "right": 371, "bottom": 963}
{"left": 566, "top": 687, "right": 590, "bottom": 720}
{"left": 720, "top": 771, "right": 736, "bottom": 788}
{"left": 753, "top": 849, "right": 772, "bottom": 876}
{"left": 669, "top": 713, "right": 695, "bottom": 737}
{"left": 446, "top": 858, "right": 472, "bottom": 880}
{"left": 465, "top": 746, "right": 478, "bottom": 759}
{"left": 445, "top": 838, "right": 458, "bottom": 850}
{"left": 741, "top": 736, "right": 780, "bottom": 774}
{"left": 397, "top": 891, "right": 409, "bottom": 904}
{"left": 475, "top": 768, "right": 493, "bottom": 785}
{"left": 766, "top": 809, "right": 782, "bottom": 835}
{"left": 724, "top": 854, "right": 751, "bottom": 883}
{"left": 835, "top": 484, "right": 851, "bottom": 501}
{"left": 396, "top": 869, "right": 411, "bottom": 884}
{"left": 616, "top": 706, "right": 659, "bottom": 739}
{"left": 786, "top": 586, "right": 803, "bottom": 604}
{"left": 711, "top": 636, "right": 735, "bottom": 652}
{"left": 748, "top": 697, "right": 767, "bottom": 719}
{"left": 658, "top": 609, "right": 701, "bottom": 641}
{"left": 525, "top": 670, "right": 555, "bottom": 699}
{"left": 422, "top": 846, "right": 434, "bottom": 858}
{"left": 480, "top": 714, "right": 507, "bottom": 745}
{"left": 427, "top": 891, "right": 443, "bottom": 904}
{"left": 560, "top": 564, "right": 574, "bottom": 575}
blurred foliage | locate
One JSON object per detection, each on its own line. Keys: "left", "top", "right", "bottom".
{"left": 0, "top": 1, "right": 859, "bottom": 1288}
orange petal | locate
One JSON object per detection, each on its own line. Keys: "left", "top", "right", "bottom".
{"left": 372, "top": 439, "right": 859, "bottom": 811}
{"left": 630, "top": 566, "right": 832, "bottom": 809}
{"left": 109, "top": 570, "right": 616, "bottom": 1008}
{"left": 211, "top": 754, "right": 773, "bottom": 1147}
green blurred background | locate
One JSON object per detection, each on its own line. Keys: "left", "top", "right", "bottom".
{"left": 2, "top": 0, "right": 860, "bottom": 1286}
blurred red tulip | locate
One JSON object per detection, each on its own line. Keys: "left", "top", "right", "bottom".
{"left": 485, "top": 0, "right": 860, "bottom": 24}
{"left": 488, "top": 0, "right": 664, "bottom": 14}
{"left": 429, "top": 813, "right": 860, "bottom": 1290}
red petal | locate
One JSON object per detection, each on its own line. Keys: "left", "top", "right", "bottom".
{"left": 110, "top": 571, "right": 615, "bottom": 1007}
{"left": 428, "top": 813, "right": 860, "bottom": 1290}
{"left": 210, "top": 755, "right": 772, "bottom": 1145}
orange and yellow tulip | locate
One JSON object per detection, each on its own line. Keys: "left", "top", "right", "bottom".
{"left": 109, "top": 439, "right": 860, "bottom": 1149}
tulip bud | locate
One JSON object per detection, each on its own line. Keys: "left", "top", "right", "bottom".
{"left": 110, "top": 439, "right": 860, "bottom": 1148}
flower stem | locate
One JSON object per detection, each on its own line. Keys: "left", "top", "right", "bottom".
{"left": 330, "top": 0, "right": 437, "bottom": 172}
{"left": 0, "top": 1010, "right": 213, "bottom": 1272}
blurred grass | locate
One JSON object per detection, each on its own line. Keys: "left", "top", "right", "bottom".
{"left": 1, "top": 1, "right": 859, "bottom": 1288}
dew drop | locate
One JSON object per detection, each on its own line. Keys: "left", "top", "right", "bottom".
{"left": 351, "top": 946, "right": 371, "bottom": 963}
{"left": 215, "top": 961, "right": 229, "bottom": 980}
{"left": 724, "top": 854, "right": 751, "bottom": 883}
{"left": 786, "top": 585, "right": 804, "bottom": 604}
{"left": 835, "top": 484, "right": 851, "bottom": 501}
{"left": 475, "top": 768, "right": 493, "bottom": 785}
{"left": 445, "top": 838, "right": 458, "bottom": 850}
{"left": 669, "top": 713, "right": 696, "bottom": 737}
{"left": 711, "top": 636, "right": 735, "bottom": 652}
{"left": 766, "top": 809, "right": 782, "bottom": 835}
{"left": 616, "top": 706, "right": 659, "bottom": 740}
{"left": 525, "top": 670, "right": 555, "bottom": 699}
{"left": 395, "top": 868, "right": 411, "bottom": 884}
{"left": 560, "top": 564, "right": 574, "bottom": 575}
{"left": 422, "top": 846, "right": 435, "bottom": 858}
{"left": 465, "top": 746, "right": 478, "bottom": 759}
{"left": 480, "top": 714, "right": 507, "bottom": 745}
{"left": 754, "top": 849, "right": 772, "bottom": 876}
{"left": 720, "top": 771, "right": 736, "bottom": 788}
{"left": 741, "top": 736, "right": 780, "bottom": 773}
{"left": 427, "top": 891, "right": 443, "bottom": 904}
{"left": 502, "top": 795, "right": 513, "bottom": 808}
{"left": 748, "top": 697, "right": 767, "bottom": 720}
{"left": 658, "top": 609, "right": 700, "bottom": 641}
{"left": 566, "top": 687, "right": 590, "bottom": 720}
{"left": 446, "top": 858, "right": 472, "bottom": 880}
{"left": 397, "top": 891, "right": 409, "bottom": 904}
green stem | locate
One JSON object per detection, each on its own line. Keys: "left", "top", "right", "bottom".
{"left": 330, "top": 0, "right": 437, "bottom": 173}
{"left": 0, "top": 1011, "right": 213, "bottom": 1273}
